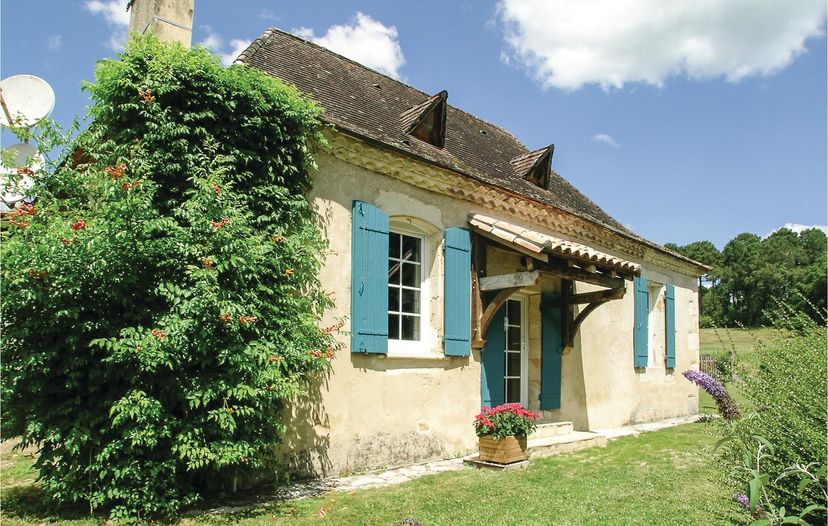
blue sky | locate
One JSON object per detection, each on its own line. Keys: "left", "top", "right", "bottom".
{"left": 2, "top": 0, "right": 826, "bottom": 248}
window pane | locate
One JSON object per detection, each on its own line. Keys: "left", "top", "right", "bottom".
{"left": 505, "top": 351, "right": 521, "bottom": 376}
{"left": 507, "top": 300, "right": 521, "bottom": 326}
{"left": 389, "top": 232, "right": 401, "bottom": 259}
{"left": 401, "top": 289, "right": 420, "bottom": 314}
{"left": 388, "top": 314, "right": 400, "bottom": 340}
{"left": 506, "top": 378, "right": 521, "bottom": 404}
{"left": 401, "top": 262, "right": 420, "bottom": 287}
{"left": 507, "top": 326, "right": 521, "bottom": 351}
{"left": 388, "top": 260, "right": 400, "bottom": 285}
{"left": 401, "top": 234, "right": 420, "bottom": 262}
{"left": 401, "top": 315, "right": 420, "bottom": 340}
{"left": 388, "top": 286, "right": 400, "bottom": 312}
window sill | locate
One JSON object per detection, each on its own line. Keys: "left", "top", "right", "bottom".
{"left": 385, "top": 351, "right": 451, "bottom": 361}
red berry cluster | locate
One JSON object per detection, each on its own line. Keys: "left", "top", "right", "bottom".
{"left": 105, "top": 163, "right": 127, "bottom": 179}
{"left": 239, "top": 315, "right": 258, "bottom": 325}
{"left": 271, "top": 235, "right": 285, "bottom": 243}
{"left": 16, "top": 167, "right": 34, "bottom": 176}
{"left": 151, "top": 329, "right": 166, "bottom": 340}
{"left": 212, "top": 183, "right": 221, "bottom": 195}
{"left": 138, "top": 88, "right": 153, "bottom": 103}
{"left": 219, "top": 314, "right": 232, "bottom": 325}
{"left": 210, "top": 217, "right": 230, "bottom": 229}
{"left": 61, "top": 238, "right": 75, "bottom": 245}
{"left": 201, "top": 258, "right": 214, "bottom": 269}
{"left": 71, "top": 219, "right": 86, "bottom": 231}
{"left": 121, "top": 180, "right": 141, "bottom": 191}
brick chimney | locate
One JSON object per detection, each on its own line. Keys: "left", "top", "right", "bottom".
{"left": 128, "top": 0, "right": 195, "bottom": 47}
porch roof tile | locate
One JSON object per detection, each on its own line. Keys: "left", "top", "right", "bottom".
{"left": 468, "top": 213, "right": 641, "bottom": 276}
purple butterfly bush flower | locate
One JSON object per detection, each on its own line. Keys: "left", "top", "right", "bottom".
{"left": 734, "top": 493, "right": 750, "bottom": 511}
{"left": 683, "top": 369, "right": 742, "bottom": 420}
{"left": 734, "top": 493, "right": 763, "bottom": 517}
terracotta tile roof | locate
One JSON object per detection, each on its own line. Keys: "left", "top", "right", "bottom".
{"left": 469, "top": 213, "right": 641, "bottom": 276}
{"left": 236, "top": 28, "right": 706, "bottom": 275}
{"left": 236, "top": 28, "right": 627, "bottom": 232}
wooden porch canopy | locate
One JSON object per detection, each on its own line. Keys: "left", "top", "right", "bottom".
{"left": 468, "top": 213, "right": 641, "bottom": 350}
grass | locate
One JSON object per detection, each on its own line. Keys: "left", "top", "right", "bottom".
{"left": 1, "top": 423, "right": 747, "bottom": 526}
{"left": 1, "top": 328, "right": 765, "bottom": 524}
{"left": 699, "top": 326, "right": 775, "bottom": 367}
{"left": 698, "top": 326, "right": 771, "bottom": 414}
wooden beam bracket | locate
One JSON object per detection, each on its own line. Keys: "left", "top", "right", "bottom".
{"left": 562, "top": 285, "right": 626, "bottom": 348}
{"left": 479, "top": 270, "right": 541, "bottom": 291}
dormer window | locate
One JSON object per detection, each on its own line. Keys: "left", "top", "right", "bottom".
{"left": 400, "top": 90, "right": 448, "bottom": 148}
{"left": 511, "top": 145, "right": 554, "bottom": 190}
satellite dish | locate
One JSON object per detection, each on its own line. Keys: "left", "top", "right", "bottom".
{"left": 0, "top": 142, "right": 40, "bottom": 210}
{"left": 0, "top": 75, "right": 56, "bottom": 128}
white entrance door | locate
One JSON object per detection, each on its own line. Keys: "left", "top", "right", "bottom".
{"left": 504, "top": 296, "right": 528, "bottom": 407}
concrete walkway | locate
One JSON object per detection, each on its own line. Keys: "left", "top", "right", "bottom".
{"left": 205, "top": 414, "right": 702, "bottom": 514}
{"left": 593, "top": 414, "right": 703, "bottom": 440}
{"left": 309, "top": 415, "right": 702, "bottom": 493}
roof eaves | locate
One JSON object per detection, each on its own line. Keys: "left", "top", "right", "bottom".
{"left": 326, "top": 123, "right": 705, "bottom": 274}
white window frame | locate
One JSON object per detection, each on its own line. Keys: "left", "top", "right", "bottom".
{"left": 504, "top": 294, "right": 529, "bottom": 407}
{"left": 387, "top": 222, "right": 431, "bottom": 355}
{"left": 648, "top": 282, "right": 666, "bottom": 368}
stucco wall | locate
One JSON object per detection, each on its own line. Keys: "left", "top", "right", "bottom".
{"left": 573, "top": 267, "right": 700, "bottom": 429}
{"left": 281, "top": 148, "right": 700, "bottom": 477}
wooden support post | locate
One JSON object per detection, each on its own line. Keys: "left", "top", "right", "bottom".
{"left": 471, "top": 234, "right": 485, "bottom": 349}
{"left": 478, "top": 287, "right": 519, "bottom": 347}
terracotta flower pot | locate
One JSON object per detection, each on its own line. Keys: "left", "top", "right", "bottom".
{"left": 478, "top": 435, "right": 528, "bottom": 464}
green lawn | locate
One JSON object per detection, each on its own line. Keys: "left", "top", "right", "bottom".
{"left": 1, "top": 423, "right": 747, "bottom": 526}
{"left": 700, "top": 326, "right": 775, "bottom": 367}
{"left": 698, "top": 327, "right": 771, "bottom": 414}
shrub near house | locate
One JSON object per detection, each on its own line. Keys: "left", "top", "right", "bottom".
{"left": 0, "top": 37, "right": 335, "bottom": 519}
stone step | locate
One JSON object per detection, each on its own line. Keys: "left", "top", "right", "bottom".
{"left": 527, "top": 431, "right": 608, "bottom": 459}
{"left": 530, "top": 421, "right": 574, "bottom": 440}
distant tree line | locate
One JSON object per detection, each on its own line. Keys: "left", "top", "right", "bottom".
{"left": 665, "top": 228, "right": 827, "bottom": 327}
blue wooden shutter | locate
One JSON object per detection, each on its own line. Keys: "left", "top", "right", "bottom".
{"left": 481, "top": 300, "right": 505, "bottom": 408}
{"left": 443, "top": 228, "right": 471, "bottom": 356}
{"left": 540, "top": 293, "right": 563, "bottom": 410}
{"left": 665, "top": 284, "right": 676, "bottom": 369}
{"left": 350, "top": 201, "right": 389, "bottom": 354}
{"left": 634, "top": 276, "right": 649, "bottom": 368}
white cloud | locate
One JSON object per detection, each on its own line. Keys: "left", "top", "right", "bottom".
{"left": 197, "top": 28, "right": 250, "bottom": 66}
{"left": 766, "top": 224, "right": 828, "bottom": 237}
{"left": 197, "top": 27, "right": 223, "bottom": 50}
{"left": 219, "top": 39, "right": 252, "bottom": 66}
{"left": 258, "top": 9, "right": 279, "bottom": 22}
{"left": 85, "top": 0, "right": 130, "bottom": 51}
{"left": 592, "top": 133, "right": 620, "bottom": 147}
{"left": 498, "top": 0, "right": 827, "bottom": 90}
{"left": 47, "top": 35, "right": 63, "bottom": 51}
{"left": 292, "top": 12, "right": 405, "bottom": 79}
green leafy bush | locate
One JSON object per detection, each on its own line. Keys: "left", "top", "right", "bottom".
{"left": 717, "top": 304, "right": 827, "bottom": 523}
{"left": 1, "top": 36, "right": 337, "bottom": 519}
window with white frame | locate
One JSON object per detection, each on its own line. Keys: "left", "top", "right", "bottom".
{"left": 388, "top": 229, "right": 424, "bottom": 344}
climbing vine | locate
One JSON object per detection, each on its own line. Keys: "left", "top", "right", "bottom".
{"left": 0, "top": 36, "right": 337, "bottom": 519}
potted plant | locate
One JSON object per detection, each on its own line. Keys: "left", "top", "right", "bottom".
{"left": 474, "top": 403, "right": 540, "bottom": 464}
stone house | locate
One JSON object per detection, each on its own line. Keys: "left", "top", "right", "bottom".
{"left": 230, "top": 28, "right": 707, "bottom": 477}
